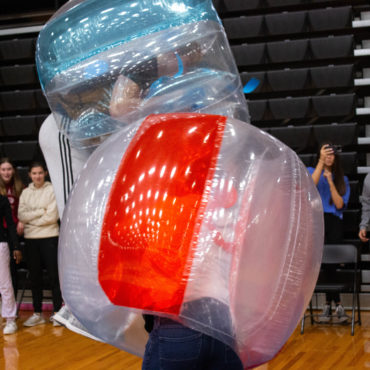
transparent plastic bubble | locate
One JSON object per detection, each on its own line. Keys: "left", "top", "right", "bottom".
{"left": 59, "top": 113, "right": 324, "bottom": 368}
{"left": 36, "top": 0, "right": 248, "bottom": 148}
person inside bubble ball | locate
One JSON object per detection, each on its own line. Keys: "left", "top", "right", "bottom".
{"left": 54, "top": 41, "right": 204, "bottom": 137}
{"left": 307, "top": 143, "right": 350, "bottom": 324}
{"left": 142, "top": 171, "right": 244, "bottom": 370}
{"left": 109, "top": 41, "right": 203, "bottom": 119}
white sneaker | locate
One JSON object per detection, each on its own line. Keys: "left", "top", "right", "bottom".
{"left": 50, "top": 314, "right": 62, "bottom": 327}
{"left": 23, "top": 313, "right": 46, "bottom": 327}
{"left": 318, "top": 304, "right": 331, "bottom": 323}
{"left": 3, "top": 320, "right": 17, "bottom": 334}
{"left": 335, "top": 304, "right": 349, "bottom": 323}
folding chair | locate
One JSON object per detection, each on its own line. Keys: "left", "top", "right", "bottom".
{"left": 301, "top": 244, "right": 361, "bottom": 335}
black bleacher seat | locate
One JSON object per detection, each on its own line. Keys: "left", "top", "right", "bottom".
{"left": 223, "top": 0, "right": 260, "bottom": 11}
{"left": 267, "top": 68, "right": 309, "bottom": 91}
{"left": 339, "top": 152, "right": 358, "bottom": 175}
{"left": 310, "top": 64, "right": 354, "bottom": 89}
{"left": 231, "top": 43, "right": 266, "bottom": 67}
{"left": 265, "top": 11, "right": 307, "bottom": 36}
{"left": 248, "top": 99, "right": 267, "bottom": 121}
{"left": 34, "top": 90, "right": 49, "bottom": 109}
{"left": 308, "top": 6, "right": 352, "bottom": 31}
{"left": 266, "top": 0, "right": 304, "bottom": 5}
{"left": 240, "top": 71, "right": 266, "bottom": 93}
{"left": 0, "top": 141, "right": 39, "bottom": 162}
{"left": 0, "top": 89, "right": 49, "bottom": 113}
{"left": 0, "top": 38, "right": 36, "bottom": 61}
{"left": 16, "top": 166, "right": 29, "bottom": 186}
{"left": 310, "top": 35, "right": 354, "bottom": 60}
{"left": 348, "top": 181, "right": 359, "bottom": 207}
{"left": 0, "top": 90, "right": 37, "bottom": 112}
{"left": 223, "top": 16, "right": 264, "bottom": 39}
{"left": 267, "top": 39, "right": 309, "bottom": 63}
{"left": 0, "top": 64, "right": 38, "bottom": 87}
{"left": 269, "top": 96, "right": 311, "bottom": 119}
{"left": 299, "top": 154, "right": 315, "bottom": 167}
{"left": 0, "top": 115, "right": 43, "bottom": 138}
{"left": 312, "top": 123, "right": 358, "bottom": 147}
{"left": 35, "top": 114, "right": 48, "bottom": 126}
{"left": 312, "top": 93, "right": 356, "bottom": 117}
{"left": 343, "top": 210, "right": 360, "bottom": 233}
{"left": 270, "top": 126, "right": 312, "bottom": 153}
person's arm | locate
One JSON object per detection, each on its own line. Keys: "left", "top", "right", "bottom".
{"left": 16, "top": 221, "right": 24, "bottom": 235}
{"left": 2, "top": 197, "right": 21, "bottom": 263}
{"left": 311, "top": 145, "right": 333, "bottom": 185}
{"left": 18, "top": 191, "right": 44, "bottom": 223}
{"left": 359, "top": 174, "right": 370, "bottom": 241}
{"left": 109, "top": 75, "right": 142, "bottom": 118}
{"left": 28, "top": 187, "right": 59, "bottom": 227}
{"left": 323, "top": 170, "right": 347, "bottom": 210}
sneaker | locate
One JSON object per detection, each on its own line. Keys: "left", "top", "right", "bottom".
{"left": 335, "top": 304, "right": 349, "bottom": 323}
{"left": 50, "top": 314, "right": 62, "bottom": 327}
{"left": 3, "top": 320, "right": 17, "bottom": 335}
{"left": 318, "top": 304, "right": 331, "bottom": 323}
{"left": 23, "top": 313, "right": 46, "bottom": 327}
{"left": 53, "top": 306, "right": 101, "bottom": 341}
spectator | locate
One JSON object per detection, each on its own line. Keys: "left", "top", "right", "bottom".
{"left": 359, "top": 173, "right": 370, "bottom": 243}
{"left": 0, "top": 195, "right": 21, "bottom": 334}
{"left": 18, "top": 162, "right": 62, "bottom": 327}
{"left": 0, "top": 158, "right": 25, "bottom": 295}
{"left": 308, "top": 143, "right": 350, "bottom": 323}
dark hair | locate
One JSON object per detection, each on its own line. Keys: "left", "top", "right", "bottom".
{"left": 28, "top": 161, "right": 48, "bottom": 173}
{"left": 317, "top": 142, "right": 346, "bottom": 196}
{"left": 0, "top": 157, "right": 24, "bottom": 197}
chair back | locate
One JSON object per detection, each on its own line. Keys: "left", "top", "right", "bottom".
{"left": 321, "top": 244, "right": 357, "bottom": 264}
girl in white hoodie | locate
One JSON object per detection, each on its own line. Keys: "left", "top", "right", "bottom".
{"left": 18, "top": 162, "right": 62, "bottom": 327}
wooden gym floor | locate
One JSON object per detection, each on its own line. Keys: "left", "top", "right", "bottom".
{"left": 1, "top": 310, "right": 370, "bottom": 369}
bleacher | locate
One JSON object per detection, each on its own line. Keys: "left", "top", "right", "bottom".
{"left": 215, "top": 0, "right": 370, "bottom": 297}
{"left": 1, "top": 1, "right": 370, "bottom": 298}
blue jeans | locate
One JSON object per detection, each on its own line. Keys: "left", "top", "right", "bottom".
{"left": 142, "top": 317, "right": 243, "bottom": 370}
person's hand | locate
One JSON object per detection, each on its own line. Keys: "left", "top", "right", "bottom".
{"left": 319, "top": 144, "right": 334, "bottom": 163}
{"left": 359, "top": 228, "right": 369, "bottom": 242}
{"left": 323, "top": 169, "right": 333, "bottom": 183}
{"left": 13, "top": 250, "right": 22, "bottom": 264}
{"left": 16, "top": 221, "right": 24, "bottom": 236}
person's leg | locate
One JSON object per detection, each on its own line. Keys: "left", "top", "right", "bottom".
{"left": 206, "top": 336, "right": 243, "bottom": 370}
{"left": 0, "top": 242, "right": 17, "bottom": 319}
{"left": 9, "top": 256, "right": 18, "bottom": 297}
{"left": 320, "top": 214, "right": 344, "bottom": 322}
{"left": 25, "top": 239, "right": 43, "bottom": 313}
{"left": 324, "top": 213, "right": 343, "bottom": 244}
{"left": 142, "top": 317, "right": 203, "bottom": 370}
{"left": 39, "top": 237, "right": 63, "bottom": 312}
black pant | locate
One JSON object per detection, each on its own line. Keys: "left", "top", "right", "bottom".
{"left": 25, "top": 237, "right": 62, "bottom": 313}
{"left": 323, "top": 213, "right": 343, "bottom": 304}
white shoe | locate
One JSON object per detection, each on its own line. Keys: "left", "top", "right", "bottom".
{"left": 318, "top": 304, "right": 331, "bottom": 323}
{"left": 335, "top": 304, "right": 349, "bottom": 323}
{"left": 50, "top": 314, "right": 62, "bottom": 327}
{"left": 23, "top": 313, "right": 46, "bottom": 327}
{"left": 3, "top": 320, "right": 17, "bottom": 334}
